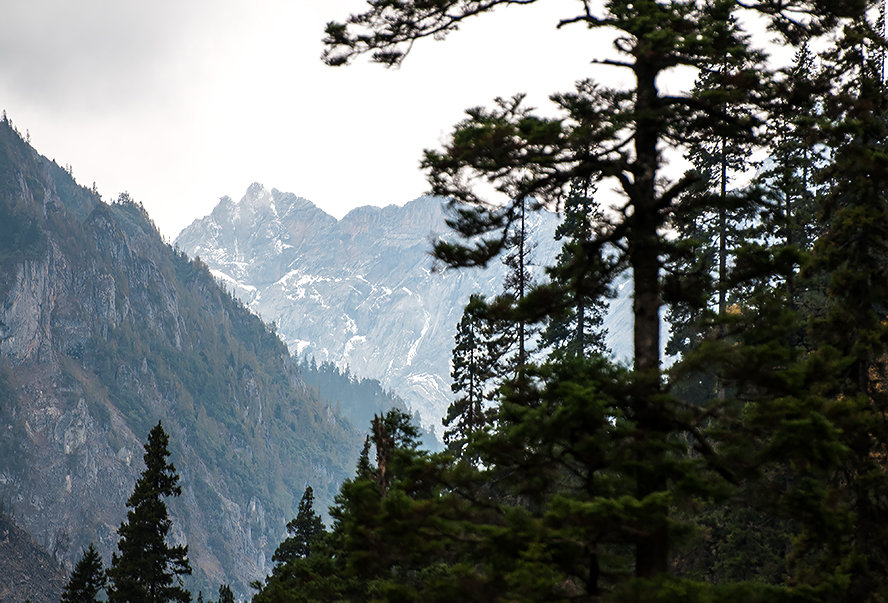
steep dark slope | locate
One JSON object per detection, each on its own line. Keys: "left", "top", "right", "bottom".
{"left": 0, "top": 119, "right": 362, "bottom": 598}
{"left": 0, "top": 513, "right": 65, "bottom": 603}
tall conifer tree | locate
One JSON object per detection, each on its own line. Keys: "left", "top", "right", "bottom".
{"left": 544, "top": 178, "right": 610, "bottom": 359}
{"left": 501, "top": 195, "right": 537, "bottom": 370}
{"left": 684, "top": 18, "right": 763, "bottom": 317}
{"left": 759, "top": 42, "right": 822, "bottom": 267}
{"left": 802, "top": 4, "right": 888, "bottom": 594}
{"left": 61, "top": 543, "right": 106, "bottom": 603}
{"left": 272, "top": 486, "right": 325, "bottom": 566}
{"left": 217, "top": 584, "right": 234, "bottom": 603}
{"left": 444, "top": 294, "right": 492, "bottom": 456}
{"left": 107, "top": 421, "right": 191, "bottom": 603}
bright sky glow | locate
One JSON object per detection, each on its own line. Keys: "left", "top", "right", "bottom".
{"left": 0, "top": 0, "right": 614, "bottom": 239}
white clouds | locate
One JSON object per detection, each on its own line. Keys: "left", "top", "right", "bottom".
{"left": 0, "top": 2, "right": 211, "bottom": 112}
{"left": 0, "top": 0, "right": 624, "bottom": 239}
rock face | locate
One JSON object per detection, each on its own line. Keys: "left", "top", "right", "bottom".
{"left": 0, "top": 121, "right": 362, "bottom": 599}
{"left": 0, "top": 513, "right": 66, "bottom": 603}
{"left": 176, "top": 186, "right": 560, "bottom": 433}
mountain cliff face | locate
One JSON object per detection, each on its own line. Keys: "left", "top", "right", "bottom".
{"left": 0, "top": 120, "right": 363, "bottom": 599}
{"left": 0, "top": 513, "right": 65, "bottom": 603}
{"left": 176, "top": 185, "right": 635, "bottom": 434}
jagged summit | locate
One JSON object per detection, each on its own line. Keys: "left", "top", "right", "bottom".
{"left": 177, "top": 183, "right": 638, "bottom": 435}
{"left": 245, "top": 180, "right": 269, "bottom": 200}
{"left": 176, "top": 185, "right": 565, "bottom": 434}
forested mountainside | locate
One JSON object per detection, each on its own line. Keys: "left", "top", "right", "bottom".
{"left": 0, "top": 119, "right": 365, "bottom": 598}
{"left": 177, "top": 185, "right": 633, "bottom": 433}
{"left": 298, "top": 358, "right": 439, "bottom": 450}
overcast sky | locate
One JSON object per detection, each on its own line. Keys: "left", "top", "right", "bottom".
{"left": 0, "top": 0, "right": 624, "bottom": 239}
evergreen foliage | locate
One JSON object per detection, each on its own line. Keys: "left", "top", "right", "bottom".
{"left": 757, "top": 41, "right": 824, "bottom": 277}
{"left": 61, "top": 543, "right": 105, "bottom": 603}
{"left": 272, "top": 486, "right": 325, "bottom": 566}
{"left": 254, "top": 409, "right": 434, "bottom": 602}
{"left": 275, "top": 1, "right": 888, "bottom": 601}
{"left": 107, "top": 422, "right": 191, "bottom": 603}
{"left": 420, "top": 0, "right": 773, "bottom": 584}
{"left": 544, "top": 178, "right": 610, "bottom": 359}
{"left": 501, "top": 195, "right": 538, "bottom": 370}
{"left": 793, "top": 6, "right": 888, "bottom": 593}
{"left": 444, "top": 294, "right": 494, "bottom": 455}
{"left": 217, "top": 584, "right": 235, "bottom": 603}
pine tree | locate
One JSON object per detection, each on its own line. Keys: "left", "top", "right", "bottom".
{"left": 685, "top": 26, "right": 763, "bottom": 319}
{"left": 107, "top": 421, "right": 191, "bottom": 603}
{"left": 217, "top": 584, "right": 234, "bottom": 603}
{"left": 255, "top": 409, "right": 437, "bottom": 601}
{"left": 800, "top": 5, "right": 888, "bottom": 594}
{"left": 756, "top": 40, "right": 824, "bottom": 307}
{"left": 370, "top": 408, "right": 421, "bottom": 498}
{"left": 355, "top": 435, "right": 373, "bottom": 480}
{"left": 664, "top": 9, "right": 767, "bottom": 406}
{"left": 61, "top": 543, "right": 106, "bottom": 603}
{"left": 501, "top": 195, "right": 537, "bottom": 370}
{"left": 444, "top": 294, "right": 492, "bottom": 456}
{"left": 702, "top": 6, "right": 888, "bottom": 598}
{"left": 419, "top": 1, "right": 770, "bottom": 578}
{"left": 763, "top": 42, "right": 821, "bottom": 248}
{"left": 544, "top": 178, "right": 610, "bottom": 359}
{"left": 319, "top": 0, "right": 867, "bottom": 596}
{"left": 272, "top": 486, "right": 325, "bottom": 566}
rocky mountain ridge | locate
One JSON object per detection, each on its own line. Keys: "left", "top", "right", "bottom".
{"left": 176, "top": 185, "right": 637, "bottom": 435}
{"left": 0, "top": 120, "right": 364, "bottom": 599}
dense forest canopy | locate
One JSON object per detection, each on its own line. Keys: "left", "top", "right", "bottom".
{"left": 31, "top": 0, "right": 888, "bottom": 600}
{"left": 250, "top": 1, "right": 888, "bottom": 601}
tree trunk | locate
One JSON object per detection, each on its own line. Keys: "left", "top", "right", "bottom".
{"left": 631, "top": 59, "right": 669, "bottom": 578}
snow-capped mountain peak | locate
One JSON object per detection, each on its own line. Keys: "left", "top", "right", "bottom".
{"left": 176, "top": 186, "right": 635, "bottom": 435}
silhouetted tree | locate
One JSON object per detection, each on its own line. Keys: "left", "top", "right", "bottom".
{"left": 61, "top": 543, "right": 105, "bottom": 603}
{"left": 107, "top": 421, "right": 191, "bottom": 602}
{"left": 272, "top": 486, "right": 325, "bottom": 566}
{"left": 544, "top": 179, "right": 610, "bottom": 359}
{"left": 444, "top": 295, "right": 494, "bottom": 456}
{"left": 217, "top": 584, "right": 234, "bottom": 603}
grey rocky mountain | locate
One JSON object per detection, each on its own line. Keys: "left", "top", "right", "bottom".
{"left": 176, "top": 184, "right": 636, "bottom": 435}
{"left": 0, "top": 121, "right": 362, "bottom": 599}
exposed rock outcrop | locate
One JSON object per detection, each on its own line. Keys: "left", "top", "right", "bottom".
{"left": 0, "top": 120, "right": 362, "bottom": 599}
{"left": 0, "top": 513, "right": 66, "bottom": 603}
{"left": 176, "top": 187, "right": 565, "bottom": 434}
